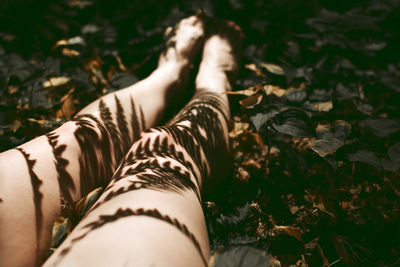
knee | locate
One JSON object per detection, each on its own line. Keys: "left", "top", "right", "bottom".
{"left": 135, "top": 127, "right": 178, "bottom": 151}
{"left": 127, "top": 126, "right": 192, "bottom": 169}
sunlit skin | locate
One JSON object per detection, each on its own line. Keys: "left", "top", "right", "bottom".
{"left": 0, "top": 14, "right": 243, "bottom": 267}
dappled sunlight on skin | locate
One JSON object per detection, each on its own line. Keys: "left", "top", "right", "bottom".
{"left": 0, "top": 14, "right": 209, "bottom": 267}
{"left": 44, "top": 17, "right": 243, "bottom": 267}
{"left": 47, "top": 90, "right": 231, "bottom": 266}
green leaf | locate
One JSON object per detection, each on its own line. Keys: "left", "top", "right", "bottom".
{"left": 209, "top": 247, "right": 269, "bottom": 267}
{"left": 348, "top": 150, "right": 381, "bottom": 168}
{"left": 109, "top": 73, "right": 138, "bottom": 90}
{"left": 388, "top": 143, "right": 400, "bottom": 162}
{"left": 348, "top": 147, "right": 400, "bottom": 171}
{"left": 75, "top": 187, "right": 103, "bottom": 216}
{"left": 309, "top": 138, "right": 344, "bottom": 157}
{"left": 51, "top": 217, "right": 71, "bottom": 248}
{"left": 336, "top": 83, "right": 359, "bottom": 101}
{"left": 285, "top": 88, "right": 307, "bottom": 103}
{"left": 271, "top": 109, "right": 314, "bottom": 138}
{"left": 215, "top": 203, "right": 251, "bottom": 228}
{"left": 250, "top": 110, "right": 279, "bottom": 131}
{"left": 332, "top": 120, "right": 352, "bottom": 141}
{"left": 359, "top": 118, "right": 400, "bottom": 137}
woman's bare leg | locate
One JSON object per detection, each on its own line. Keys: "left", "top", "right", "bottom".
{"left": 0, "top": 16, "right": 205, "bottom": 267}
{"left": 44, "top": 19, "right": 243, "bottom": 267}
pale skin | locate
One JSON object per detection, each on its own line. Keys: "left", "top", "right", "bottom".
{"left": 0, "top": 15, "right": 243, "bottom": 267}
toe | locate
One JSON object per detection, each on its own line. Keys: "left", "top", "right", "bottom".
{"left": 184, "top": 15, "right": 199, "bottom": 25}
{"left": 164, "top": 26, "right": 173, "bottom": 37}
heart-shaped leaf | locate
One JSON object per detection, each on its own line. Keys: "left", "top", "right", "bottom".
{"left": 271, "top": 109, "right": 314, "bottom": 138}
{"left": 309, "top": 138, "right": 344, "bottom": 157}
{"left": 348, "top": 150, "right": 381, "bottom": 168}
{"left": 359, "top": 118, "right": 400, "bottom": 137}
{"left": 209, "top": 246, "right": 269, "bottom": 267}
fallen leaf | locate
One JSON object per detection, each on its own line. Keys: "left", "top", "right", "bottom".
{"left": 226, "top": 85, "right": 261, "bottom": 96}
{"left": 263, "top": 85, "right": 286, "bottom": 97}
{"left": 241, "top": 159, "right": 262, "bottom": 169}
{"left": 11, "top": 120, "right": 22, "bottom": 132}
{"left": 209, "top": 246, "right": 269, "bottom": 267}
{"left": 43, "top": 77, "right": 71, "bottom": 88}
{"left": 308, "top": 138, "right": 344, "bottom": 157}
{"left": 55, "top": 36, "right": 86, "bottom": 47}
{"left": 237, "top": 167, "right": 250, "bottom": 183}
{"left": 306, "top": 191, "right": 335, "bottom": 218}
{"left": 51, "top": 217, "right": 71, "bottom": 248}
{"left": 313, "top": 101, "right": 333, "bottom": 112}
{"left": 316, "top": 244, "right": 330, "bottom": 267}
{"left": 244, "top": 63, "right": 266, "bottom": 77}
{"left": 7, "top": 85, "right": 19, "bottom": 94}
{"left": 115, "top": 55, "right": 127, "bottom": 72}
{"left": 252, "top": 132, "right": 265, "bottom": 147}
{"left": 229, "top": 121, "right": 250, "bottom": 138}
{"left": 57, "top": 95, "right": 76, "bottom": 119}
{"left": 75, "top": 187, "right": 103, "bottom": 216}
{"left": 66, "top": 0, "right": 93, "bottom": 9}
{"left": 260, "top": 63, "right": 285, "bottom": 75}
{"left": 272, "top": 109, "right": 315, "bottom": 138}
{"left": 62, "top": 48, "right": 80, "bottom": 57}
{"left": 269, "top": 256, "right": 282, "bottom": 267}
{"left": 285, "top": 87, "right": 307, "bottom": 103}
{"left": 359, "top": 118, "right": 400, "bottom": 137}
{"left": 239, "top": 92, "right": 264, "bottom": 108}
{"left": 274, "top": 225, "right": 303, "bottom": 242}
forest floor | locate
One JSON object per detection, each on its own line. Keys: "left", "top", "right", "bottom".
{"left": 1, "top": 0, "right": 400, "bottom": 266}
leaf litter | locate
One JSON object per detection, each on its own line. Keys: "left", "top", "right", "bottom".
{"left": 1, "top": 0, "right": 400, "bottom": 266}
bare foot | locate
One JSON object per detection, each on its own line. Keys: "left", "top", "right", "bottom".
{"left": 158, "top": 15, "right": 205, "bottom": 68}
{"left": 195, "top": 19, "right": 244, "bottom": 93}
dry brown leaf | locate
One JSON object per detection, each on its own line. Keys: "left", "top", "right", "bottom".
{"left": 316, "top": 244, "right": 330, "bottom": 267}
{"left": 242, "top": 158, "right": 262, "bottom": 169}
{"left": 269, "top": 146, "right": 280, "bottom": 156}
{"left": 269, "top": 256, "right": 282, "bottom": 267}
{"left": 239, "top": 92, "right": 263, "bottom": 108}
{"left": 57, "top": 88, "right": 77, "bottom": 119}
{"left": 43, "top": 77, "right": 71, "bottom": 88}
{"left": 263, "top": 85, "right": 286, "bottom": 97}
{"left": 252, "top": 132, "right": 265, "bottom": 147}
{"left": 245, "top": 63, "right": 266, "bottom": 77}
{"left": 27, "top": 118, "right": 48, "bottom": 125}
{"left": 7, "top": 85, "right": 18, "bottom": 94}
{"left": 275, "top": 225, "right": 303, "bottom": 242}
{"left": 313, "top": 101, "right": 333, "bottom": 112}
{"left": 306, "top": 191, "right": 336, "bottom": 218}
{"left": 86, "top": 60, "right": 107, "bottom": 85}
{"left": 290, "top": 255, "right": 308, "bottom": 267}
{"left": 229, "top": 121, "right": 250, "bottom": 138}
{"left": 11, "top": 120, "right": 22, "bottom": 132}
{"left": 261, "top": 63, "right": 285, "bottom": 75}
{"left": 115, "top": 55, "right": 127, "bottom": 72}
{"left": 66, "top": 0, "right": 93, "bottom": 8}
{"left": 315, "top": 123, "right": 331, "bottom": 133}
{"left": 237, "top": 167, "right": 250, "bottom": 183}
{"left": 54, "top": 36, "right": 85, "bottom": 48}
{"left": 107, "top": 65, "right": 117, "bottom": 80}
{"left": 62, "top": 47, "right": 80, "bottom": 57}
{"left": 226, "top": 85, "right": 261, "bottom": 96}
{"left": 54, "top": 40, "right": 69, "bottom": 47}
{"left": 331, "top": 235, "right": 352, "bottom": 266}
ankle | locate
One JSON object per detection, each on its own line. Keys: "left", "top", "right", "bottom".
{"left": 195, "top": 68, "right": 231, "bottom": 92}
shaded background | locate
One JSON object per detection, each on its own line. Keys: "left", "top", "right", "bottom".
{"left": 1, "top": 0, "right": 400, "bottom": 266}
